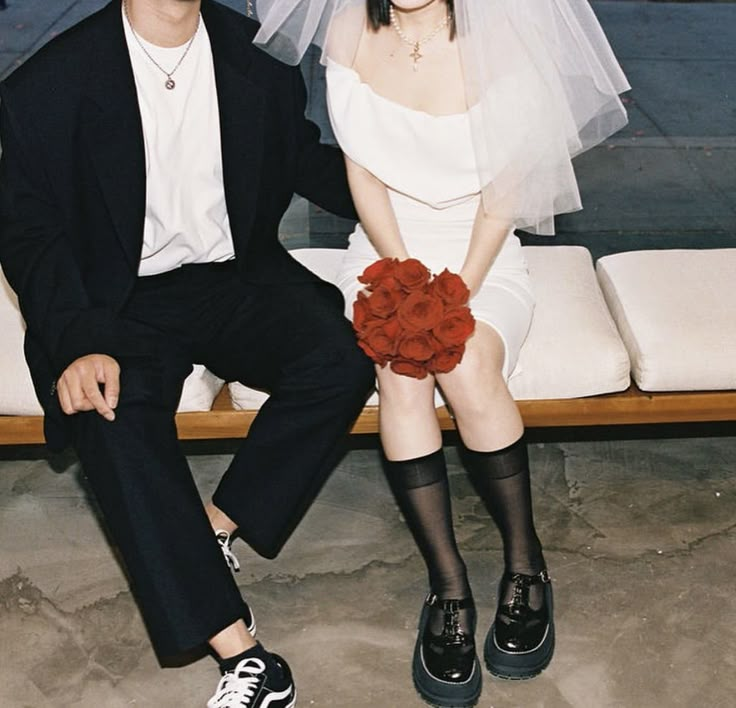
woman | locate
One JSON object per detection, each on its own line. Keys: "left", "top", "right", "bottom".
{"left": 255, "top": 1, "right": 629, "bottom": 705}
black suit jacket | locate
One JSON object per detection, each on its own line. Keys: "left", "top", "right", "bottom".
{"left": 0, "top": 0, "right": 355, "bottom": 449}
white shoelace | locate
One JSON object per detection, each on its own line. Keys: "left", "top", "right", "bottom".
{"left": 207, "top": 657, "right": 265, "bottom": 708}
{"left": 215, "top": 529, "right": 241, "bottom": 572}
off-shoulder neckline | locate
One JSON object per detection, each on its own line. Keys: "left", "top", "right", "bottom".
{"left": 327, "top": 60, "right": 470, "bottom": 121}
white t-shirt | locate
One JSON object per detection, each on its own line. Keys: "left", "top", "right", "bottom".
{"left": 122, "top": 12, "right": 235, "bottom": 276}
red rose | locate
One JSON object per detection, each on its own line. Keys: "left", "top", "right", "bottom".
{"left": 352, "top": 258, "right": 475, "bottom": 379}
{"left": 431, "top": 269, "right": 470, "bottom": 307}
{"left": 357, "top": 338, "right": 385, "bottom": 367}
{"left": 377, "top": 275, "right": 403, "bottom": 292}
{"left": 361, "top": 317, "right": 402, "bottom": 362}
{"left": 397, "top": 331, "right": 435, "bottom": 362}
{"left": 358, "top": 258, "right": 398, "bottom": 288}
{"left": 433, "top": 306, "right": 476, "bottom": 347}
{"left": 352, "top": 291, "right": 371, "bottom": 334}
{"left": 390, "top": 358, "right": 430, "bottom": 379}
{"left": 395, "top": 258, "right": 431, "bottom": 291}
{"left": 397, "top": 291, "right": 445, "bottom": 332}
{"left": 430, "top": 345, "right": 466, "bottom": 374}
{"left": 365, "top": 283, "right": 402, "bottom": 318}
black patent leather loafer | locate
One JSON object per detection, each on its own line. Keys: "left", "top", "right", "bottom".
{"left": 412, "top": 594, "right": 482, "bottom": 707}
{"left": 484, "top": 569, "right": 554, "bottom": 680}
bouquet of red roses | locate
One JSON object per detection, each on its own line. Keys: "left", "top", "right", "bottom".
{"left": 352, "top": 258, "right": 476, "bottom": 379}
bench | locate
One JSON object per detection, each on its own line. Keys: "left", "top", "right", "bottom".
{"left": 1, "top": 246, "right": 734, "bottom": 446}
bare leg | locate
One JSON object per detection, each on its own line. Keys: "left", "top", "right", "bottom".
{"left": 440, "top": 327, "right": 553, "bottom": 676}
{"left": 436, "top": 322, "right": 522, "bottom": 452}
{"left": 438, "top": 322, "right": 545, "bottom": 588}
{"left": 377, "top": 363, "right": 472, "bottom": 623}
{"left": 206, "top": 502, "right": 237, "bottom": 536}
{"left": 377, "top": 364, "right": 478, "bottom": 694}
{"left": 376, "top": 363, "right": 440, "bottom": 460}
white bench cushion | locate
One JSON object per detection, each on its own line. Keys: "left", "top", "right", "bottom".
{"left": 229, "top": 246, "right": 631, "bottom": 410}
{"left": 0, "top": 270, "right": 43, "bottom": 415}
{"left": 597, "top": 249, "right": 736, "bottom": 391}
{"left": 0, "top": 268, "right": 223, "bottom": 415}
{"left": 510, "top": 246, "right": 630, "bottom": 399}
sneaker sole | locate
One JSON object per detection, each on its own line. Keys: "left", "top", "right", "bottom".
{"left": 284, "top": 688, "right": 296, "bottom": 708}
{"left": 241, "top": 600, "right": 257, "bottom": 637}
{"left": 246, "top": 616, "right": 257, "bottom": 637}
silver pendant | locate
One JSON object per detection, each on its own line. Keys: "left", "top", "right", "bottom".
{"left": 165, "top": 77, "right": 176, "bottom": 90}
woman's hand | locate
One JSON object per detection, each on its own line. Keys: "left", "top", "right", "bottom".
{"left": 458, "top": 201, "right": 514, "bottom": 299}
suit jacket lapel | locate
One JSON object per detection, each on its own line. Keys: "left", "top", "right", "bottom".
{"left": 79, "top": 0, "right": 146, "bottom": 272}
{"left": 202, "top": 0, "right": 266, "bottom": 247}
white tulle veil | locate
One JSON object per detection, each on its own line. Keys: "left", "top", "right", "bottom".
{"left": 252, "top": 0, "right": 630, "bottom": 234}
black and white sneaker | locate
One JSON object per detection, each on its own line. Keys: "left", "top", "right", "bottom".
{"left": 207, "top": 654, "right": 296, "bottom": 708}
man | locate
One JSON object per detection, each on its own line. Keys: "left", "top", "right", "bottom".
{"left": 0, "top": 0, "right": 373, "bottom": 705}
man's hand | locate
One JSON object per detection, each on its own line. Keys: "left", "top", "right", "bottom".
{"left": 57, "top": 354, "right": 120, "bottom": 421}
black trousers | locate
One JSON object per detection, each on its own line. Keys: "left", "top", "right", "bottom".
{"left": 70, "top": 261, "right": 374, "bottom": 658}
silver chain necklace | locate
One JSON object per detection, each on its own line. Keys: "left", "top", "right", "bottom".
{"left": 123, "top": 0, "right": 201, "bottom": 90}
{"left": 389, "top": 5, "right": 451, "bottom": 72}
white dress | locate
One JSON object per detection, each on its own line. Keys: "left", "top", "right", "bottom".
{"left": 326, "top": 61, "right": 535, "bottom": 380}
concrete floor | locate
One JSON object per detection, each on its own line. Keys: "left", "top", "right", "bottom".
{"left": 1, "top": 434, "right": 735, "bottom": 707}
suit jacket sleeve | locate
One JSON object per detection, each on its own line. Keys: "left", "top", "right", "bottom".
{"left": 290, "top": 67, "right": 357, "bottom": 221}
{"left": 0, "top": 84, "right": 132, "bottom": 376}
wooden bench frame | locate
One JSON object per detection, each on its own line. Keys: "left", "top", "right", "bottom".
{"left": 1, "top": 383, "right": 734, "bottom": 445}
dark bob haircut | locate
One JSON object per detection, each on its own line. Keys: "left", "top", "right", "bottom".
{"left": 367, "top": 0, "right": 456, "bottom": 37}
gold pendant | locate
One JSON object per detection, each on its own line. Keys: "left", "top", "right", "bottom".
{"left": 410, "top": 42, "right": 422, "bottom": 71}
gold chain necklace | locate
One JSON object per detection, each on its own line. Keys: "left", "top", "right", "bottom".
{"left": 389, "top": 4, "right": 451, "bottom": 72}
{"left": 123, "top": 0, "right": 201, "bottom": 90}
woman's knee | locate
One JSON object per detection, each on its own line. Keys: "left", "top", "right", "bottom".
{"left": 376, "top": 368, "right": 435, "bottom": 412}
{"left": 438, "top": 339, "right": 508, "bottom": 415}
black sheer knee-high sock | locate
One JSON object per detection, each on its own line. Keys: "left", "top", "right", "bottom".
{"left": 384, "top": 449, "right": 473, "bottom": 635}
{"left": 462, "top": 436, "right": 546, "bottom": 608}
